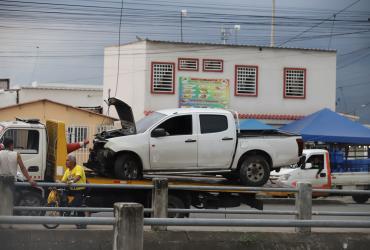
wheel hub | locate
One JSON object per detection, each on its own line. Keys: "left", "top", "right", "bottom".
{"left": 246, "top": 163, "right": 264, "bottom": 182}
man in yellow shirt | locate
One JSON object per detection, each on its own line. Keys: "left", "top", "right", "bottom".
{"left": 61, "top": 154, "right": 87, "bottom": 229}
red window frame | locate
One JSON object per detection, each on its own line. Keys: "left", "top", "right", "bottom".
{"left": 283, "top": 67, "right": 306, "bottom": 99}
{"left": 151, "top": 62, "right": 176, "bottom": 94}
{"left": 178, "top": 58, "right": 199, "bottom": 71}
{"left": 234, "top": 65, "right": 258, "bottom": 97}
{"left": 202, "top": 59, "right": 224, "bottom": 72}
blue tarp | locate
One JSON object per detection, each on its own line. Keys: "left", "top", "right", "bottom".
{"left": 239, "top": 119, "right": 275, "bottom": 130}
{"left": 280, "top": 108, "right": 370, "bottom": 144}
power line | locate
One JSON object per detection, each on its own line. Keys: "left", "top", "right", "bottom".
{"left": 279, "top": 0, "right": 362, "bottom": 46}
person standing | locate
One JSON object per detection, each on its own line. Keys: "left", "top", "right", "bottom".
{"left": 0, "top": 137, "right": 36, "bottom": 187}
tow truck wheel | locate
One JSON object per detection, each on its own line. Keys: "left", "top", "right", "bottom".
{"left": 352, "top": 195, "right": 369, "bottom": 204}
{"left": 168, "top": 195, "right": 187, "bottom": 218}
{"left": 15, "top": 191, "right": 44, "bottom": 216}
{"left": 239, "top": 155, "right": 270, "bottom": 187}
{"left": 114, "top": 154, "right": 142, "bottom": 180}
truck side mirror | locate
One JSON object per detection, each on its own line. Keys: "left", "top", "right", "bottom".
{"left": 151, "top": 128, "right": 167, "bottom": 138}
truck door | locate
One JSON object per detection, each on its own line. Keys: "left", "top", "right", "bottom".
{"left": 300, "top": 153, "right": 329, "bottom": 188}
{"left": 197, "top": 114, "right": 236, "bottom": 169}
{"left": 149, "top": 114, "right": 197, "bottom": 169}
{"left": 1, "top": 128, "right": 44, "bottom": 180}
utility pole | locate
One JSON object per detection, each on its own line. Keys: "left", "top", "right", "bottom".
{"left": 180, "top": 9, "right": 187, "bottom": 42}
{"left": 221, "top": 26, "right": 230, "bottom": 45}
{"left": 234, "top": 25, "right": 241, "bottom": 44}
{"left": 270, "top": 0, "right": 276, "bottom": 47}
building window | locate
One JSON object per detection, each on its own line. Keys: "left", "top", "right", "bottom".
{"left": 67, "top": 126, "right": 89, "bottom": 144}
{"left": 178, "top": 58, "right": 199, "bottom": 71}
{"left": 284, "top": 68, "right": 306, "bottom": 99}
{"left": 235, "top": 65, "right": 258, "bottom": 96}
{"left": 0, "top": 79, "right": 10, "bottom": 90}
{"left": 203, "top": 59, "right": 223, "bottom": 72}
{"left": 151, "top": 62, "right": 175, "bottom": 94}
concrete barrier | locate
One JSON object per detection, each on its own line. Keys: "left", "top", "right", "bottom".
{"left": 1, "top": 230, "right": 369, "bottom": 250}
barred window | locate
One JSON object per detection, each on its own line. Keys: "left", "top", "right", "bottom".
{"left": 151, "top": 62, "right": 175, "bottom": 94}
{"left": 178, "top": 58, "right": 198, "bottom": 71}
{"left": 235, "top": 65, "right": 258, "bottom": 96}
{"left": 284, "top": 68, "right": 306, "bottom": 98}
{"left": 203, "top": 59, "right": 223, "bottom": 72}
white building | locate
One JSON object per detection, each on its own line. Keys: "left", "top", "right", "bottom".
{"left": 0, "top": 84, "right": 103, "bottom": 111}
{"left": 0, "top": 89, "right": 18, "bottom": 108}
{"left": 103, "top": 40, "right": 336, "bottom": 125}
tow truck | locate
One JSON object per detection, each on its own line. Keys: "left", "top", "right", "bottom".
{"left": 0, "top": 119, "right": 263, "bottom": 217}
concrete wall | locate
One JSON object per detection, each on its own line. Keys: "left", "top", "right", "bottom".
{"left": 103, "top": 41, "right": 147, "bottom": 119}
{"left": 0, "top": 230, "right": 369, "bottom": 250}
{"left": 19, "top": 86, "right": 103, "bottom": 108}
{"left": 0, "top": 100, "right": 114, "bottom": 127}
{"left": 0, "top": 90, "right": 17, "bottom": 108}
{"left": 104, "top": 40, "right": 336, "bottom": 121}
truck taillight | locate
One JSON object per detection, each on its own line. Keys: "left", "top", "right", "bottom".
{"left": 296, "top": 138, "right": 304, "bottom": 156}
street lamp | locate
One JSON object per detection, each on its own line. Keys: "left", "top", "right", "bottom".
{"left": 180, "top": 9, "right": 187, "bottom": 42}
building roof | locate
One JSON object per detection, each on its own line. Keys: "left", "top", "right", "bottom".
{"left": 144, "top": 110, "right": 304, "bottom": 121}
{"left": 157, "top": 108, "right": 230, "bottom": 116}
{"left": 110, "top": 39, "right": 336, "bottom": 53}
{"left": 20, "top": 84, "right": 102, "bottom": 91}
{"left": 0, "top": 99, "right": 117, "bottom": 121}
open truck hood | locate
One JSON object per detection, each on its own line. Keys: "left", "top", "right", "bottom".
{"left": 108, "top": 97, "right": 136, "bottom": 134}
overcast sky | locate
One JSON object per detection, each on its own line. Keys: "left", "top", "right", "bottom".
{"left": 0, "top": 0, "right": 369, "bottom": 122}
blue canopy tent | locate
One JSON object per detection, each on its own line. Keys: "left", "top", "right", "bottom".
{"left": 239, "top": 119, "right": 275, "bottom": 130}
{"left": 280, "top": 108, "right": 370, "bottom": 144}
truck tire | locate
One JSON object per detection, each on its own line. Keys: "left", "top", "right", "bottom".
{"left": 239, "top": 155, "right": 270, "bottom": 187}
{"left": 352, "top": 195, "right": 369, "bottom": 204}
{"left": 114, "top": 154, "right": 142, "bottom": 180}
{"left": 168, "top": 195, "right": 187, "bottom": 218}
{"left": 14, "top": 191, "right": 44, "bottom": 216}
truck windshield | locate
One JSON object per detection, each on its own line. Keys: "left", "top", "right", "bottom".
{"left": 136, "top": 112, "right": 166, "bottom": 133}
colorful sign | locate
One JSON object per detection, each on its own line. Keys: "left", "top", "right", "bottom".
{"left": 179, "top": 77, "right": 230, "bottom": 108}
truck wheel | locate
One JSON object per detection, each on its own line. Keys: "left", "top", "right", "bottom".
{"left": 114, "top": 154, "right": 142, "bottom": 180}
{"left": 43, "top": 202, "right": 61, "bottom": 229}
{"left": 239, "top": 155, "right": 270, "bottom": 187}
{"left": 15, "top": 191, "right": 44, "bottom": 216}
{"left": 168, "top": 195, "right": 187, "bottom": 218}
{"left": 352, "top": 195, "right": 369, "bottom": 204}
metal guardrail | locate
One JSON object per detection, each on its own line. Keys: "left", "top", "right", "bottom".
{"left": 1, "top": 216, "right": 370, "bottom": 228}
{"left": 13, "top": 206, "right": 370, "bottom": 217}
{"left": 1, "top": 176, "right": 370, "bottom": 250}
{"left": 0, "top": 215, "right": 114, "bottom": 225}
{"left": 144, "top": 218, "right": 370, "bottom": 228}
{"left": 14, "top": 181, "right": 370, "bottom": 195}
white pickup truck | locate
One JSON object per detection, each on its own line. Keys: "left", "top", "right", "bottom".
{"left": 85, "top": 98, "right": 303, "bottom": 186}
{"left": 278, "top": 149, "right": 370, "bottom": 203}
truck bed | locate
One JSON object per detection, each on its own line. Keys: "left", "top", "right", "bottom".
{"left": 238, "top": 129, "right": 297, "bottom": 137}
